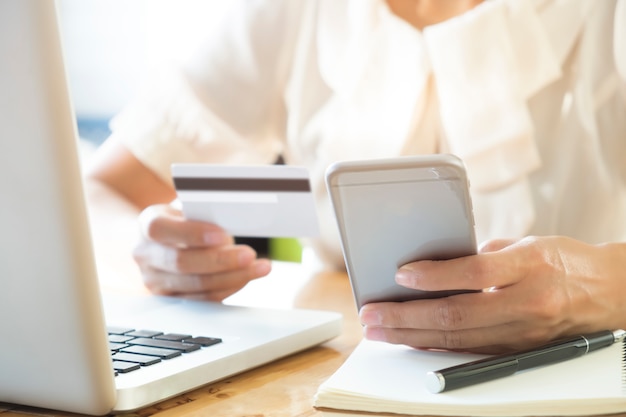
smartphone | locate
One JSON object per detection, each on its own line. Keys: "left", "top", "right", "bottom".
{"left": 325, "top": 154, "right": 478, "bottom": 309}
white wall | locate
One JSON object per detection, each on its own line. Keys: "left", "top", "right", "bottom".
{"left": 58, "top": 0, "right": 230, "bottom": 119}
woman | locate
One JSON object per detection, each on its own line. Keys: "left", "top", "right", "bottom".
{"left": 87, "top": 0, "right": 626, "bottom": 353}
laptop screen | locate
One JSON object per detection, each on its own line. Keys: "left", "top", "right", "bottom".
{"left": 0, "top": 1, "right": 117, "bottom": 413}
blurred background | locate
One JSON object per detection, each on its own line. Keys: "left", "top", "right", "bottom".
{"left": 58, "top": 0, "right": 229, "bottom": 146}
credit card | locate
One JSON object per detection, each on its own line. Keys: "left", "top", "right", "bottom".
{"left": 171, "top": 164, "right": 319, "bottom": 238}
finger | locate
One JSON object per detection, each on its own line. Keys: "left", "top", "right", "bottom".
{"left": 360, "top": 289, "right": 559, "bottom": 351}
{"left": 395, "top": 248, "right": 527, "bottom": 292}
{"left": 478, "top": 238, "right": 516, "bottom": 253}
{"left": 360, "top": 291, "right": 516, "bottom": 333}
{"left": 136, "top": 242, "right": 258, "bottom": 275}
{"left": 180, "top": 289, "right": 244, "bottom": 303}
{"left": 139, "top": 204, "right": 233, "bottom": 248}
{"left": 362, "top": 325, "right": 530, "bottom": 353}
{"left": 363, "top": 314, "right": 559, "bottom": 353}
{"left": 143, "top": 259, "right": 272, "bottom": 299}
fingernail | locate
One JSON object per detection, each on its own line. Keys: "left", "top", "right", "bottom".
{"left": 252, "top": 259, "right": 271, "bottom": 277}
{"left": 364, "top": 326, "right": 386, "bottom": 342}
{"left": 203, "top": 231, "right": 224, "bottom": 245}
{"left": 359, "top": 306, "right": 382, "bottom": 326}
{"left": 395, "top": 267, "right": 414, "bottom": 286}
{"left": 238, "top": 248, "right": 255, "bottom": 266}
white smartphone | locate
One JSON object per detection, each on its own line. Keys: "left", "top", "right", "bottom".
{"left": 325, "top": 154, "right": 478, "bottom": 309}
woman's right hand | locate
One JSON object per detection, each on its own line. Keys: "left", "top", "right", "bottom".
{"left": 133, "top": 203, "right": 272, "bottom": 301}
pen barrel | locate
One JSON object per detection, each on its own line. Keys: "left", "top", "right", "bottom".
{"left": 585, "top": 331, "right": 617, "bottom": 353}
{"left": 518, "top": 330, "right": 616, "bottom": 369}
{"left": 517, "top": 343, "right": 586, "bottom": 369}
{"left": 436, "top": 359, "right": 518, "bottom": 392}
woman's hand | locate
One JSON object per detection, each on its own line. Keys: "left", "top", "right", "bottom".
{"left": 85, "top": 139, "right": 271, "bottom": 301}
{"left": 134, "top": 204, "right": 272, "bottom": 301}
{"left": 360, "top": 236, "right": 626, "bottom": 354}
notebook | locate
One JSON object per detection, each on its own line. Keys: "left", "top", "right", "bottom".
{"left": 314, "top": 339, "right": 626, "bottom": 416}
{"left": 0, "top": 1, "right": 341, "bottom": 415}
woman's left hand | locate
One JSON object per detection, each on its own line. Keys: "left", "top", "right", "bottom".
{"left": 359, "top": 236, "right": 626, "bottom": 354}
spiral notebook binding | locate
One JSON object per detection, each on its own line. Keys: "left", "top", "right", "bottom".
{"left": 622, "top": 339, "right": 626, "bottom": 393}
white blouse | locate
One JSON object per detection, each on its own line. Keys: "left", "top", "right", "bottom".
{"left": 111, "top": 0, "right": 626, "bottom": 269}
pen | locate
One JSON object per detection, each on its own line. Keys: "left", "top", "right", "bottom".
{"left": 425, "top": 329, "right": 626, "bottom": 394}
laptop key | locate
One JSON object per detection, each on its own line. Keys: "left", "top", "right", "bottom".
{"left": 107, "top": 326, "right": 134, "bottom": 335}
{"left": 108, "top": 334, "right": 135, "bottom": 343}
{"left": 113, "top": 352, "right": 161, "bottom": 366}
{"left": 128, "top": 337, "right": 201, "bottom": 353}
{"left": 112, "top": 360, "right": 141, "bottom": 374}
{"left": 155, "top": 333, "right": 192, "bottom": 341}
{"left": 109, "top": 342, "right": 129, "bottom": 352}
{"left": 122, "top": 345, "right": 182, "bottom": 359}
{"left": 126, "top": 330, "right": 163, "bottom": 338}
{"left": 183, "top": 336, "right": 222, "bottom": 347}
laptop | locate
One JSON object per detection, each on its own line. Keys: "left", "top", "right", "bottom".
{"left": 0, "top": 1, "right": 341, "bottom": 415}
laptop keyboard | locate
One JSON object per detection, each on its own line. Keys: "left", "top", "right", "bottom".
{"left": 107, "top": 326, "right": 222, "bottom": 375}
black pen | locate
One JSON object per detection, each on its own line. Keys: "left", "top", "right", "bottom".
{"left": 425, "top": 329, "right": 626, "bottom": 393}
